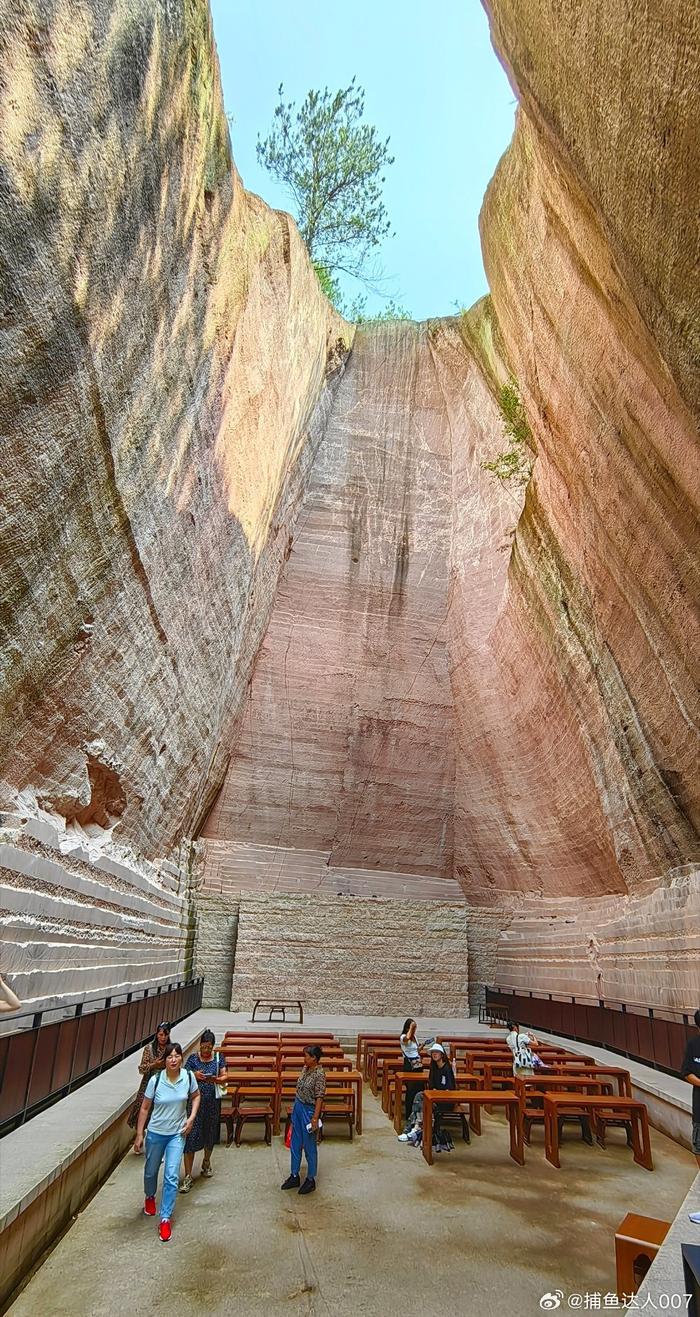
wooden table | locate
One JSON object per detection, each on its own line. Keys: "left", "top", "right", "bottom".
{"left": 421, "top": 1090, "right": 524, "bottom": 1166}
{"left": 546, "top": 1064, "right": 632, "bottom": 1097}
{"left": 543, "top": 1095, "right": 653, "bottom": 1170}
{"left": 252, "top": 999, "right": 304, "bottom": 1023}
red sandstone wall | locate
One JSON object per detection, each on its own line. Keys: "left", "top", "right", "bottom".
{"left": 204, "top": 322, "right": 458, "bottom": 877}
{"left": 0, "top": 0, "right": 350, "bottom": 858}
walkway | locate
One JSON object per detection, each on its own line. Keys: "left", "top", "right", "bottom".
{"left": 8, "top": 1030, "right": 696, "bottom": 1316}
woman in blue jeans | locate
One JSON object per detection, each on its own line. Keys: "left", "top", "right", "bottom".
{"left": 281, "top": 1045, "right": 326, "bottom": 1195}
{"left": 134, "top": 1042, "right": 200, "bottom": 1242}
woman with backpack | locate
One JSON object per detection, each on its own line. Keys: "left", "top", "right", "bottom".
{"left": 133, "top": 1041, "right": 200, "bottom": 1242}
{"left": 180, "top": 1029, "right": 227, "bottom": 1192}
{"left": 505, "top": 1019, "right": 540, "bottom": 1077}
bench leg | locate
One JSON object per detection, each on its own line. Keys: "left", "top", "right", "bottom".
{"left": 633, "top": 1110, "right": 653, "bottom": 1171}
{"left": 544, "top": 1109, "right": 560, "bottom": 1169}
{"left": 509, "top": 1105, "right": 525, "bottom": 1166}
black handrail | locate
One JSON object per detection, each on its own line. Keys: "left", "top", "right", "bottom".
{"left": 483, "top": 985, "right": 695, "bottom": 1075}
{"left": 1, "top": 976, "right": 197, "bottom": 1034}
{"left": 0, "top": 976, "right": 204, "bottom": 1137}
{"left": 486, "top": 985, "right": 695, "bottom": 1023}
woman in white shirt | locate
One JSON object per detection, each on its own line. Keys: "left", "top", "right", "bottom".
{"left": 505, "top": 1019, "right": 539, "bottom": 1077}
{"left": 400, "top": 1018, "right": 423, "bottom": 1122}
{"left": 134, "top": 1042, "right": 200, "bottom": 1242}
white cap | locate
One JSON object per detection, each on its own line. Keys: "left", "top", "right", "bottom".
{"left": 429, "top": 1043, "right": 446, "bottom": 1055}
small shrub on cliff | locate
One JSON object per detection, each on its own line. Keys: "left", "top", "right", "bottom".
{"left": 481, "top": 376, "right": 534, "bottom": 489}
{"left": 351, "top": 297, "right": 411, "bottom": 323}
{"left": 257, "top": 79, "right": 394, "bottom": 288}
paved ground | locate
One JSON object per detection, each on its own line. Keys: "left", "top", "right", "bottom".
{"left": 9, "top": 1082, "right": 697, "bottom": 1317}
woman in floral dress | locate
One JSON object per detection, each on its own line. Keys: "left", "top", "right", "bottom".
{"left": 180, "top": 1030, "right": 227, "bottom": 1191}
{"left": 128, "top": 1021, "right": 170, "bottom": 1130}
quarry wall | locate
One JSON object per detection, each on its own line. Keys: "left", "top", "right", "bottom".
{"left": 0, "top": 0, "right": 698, "bottom": 1015}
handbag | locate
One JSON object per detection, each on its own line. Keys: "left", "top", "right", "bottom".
{"left": 214, "top": 1051, "right": 227, "bottom": 1100}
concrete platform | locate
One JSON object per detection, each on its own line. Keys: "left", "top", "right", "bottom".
{"left": 3, "top": 1010, "right": 697, "bottom": 1315}
{"left": 7, "top": 1071, "right": 696, "bottom": 1316}
{"left": 635, "top": 1174, "right": 700, "bottom": 1311}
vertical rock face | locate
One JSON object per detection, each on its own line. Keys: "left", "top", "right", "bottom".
{"left": 474, "top": 2, "right": 699, "bottom": 897}
{"left": 205, "top": 322, "right": 457, "bottom": 876}
{"left": 204, "top": 317, "right": 523, "bottom": 880}
{"left": 1, "top": 0, "right": 698, "bottom": 1012}
{"left": 0, "top": 0, "right": 349, "bottom": 860}
{"left": 484, "top": 0, "right": 700, "bottom": 427}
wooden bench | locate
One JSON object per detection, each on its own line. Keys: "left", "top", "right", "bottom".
{"left": 421, "top": 1090, "right": 524, "bottom": 1166}
{"left": 251, "top": 999, "right": 304, "bottom": 1023}
{"left": 542, "top": 1094, "right": 653, "bottom": 1170}
{"left": 515, "top": 1074, "right": 614, "bottom": 1144}
{"left": 222, "top": 1080, "right": 277, "bottom": 1146}
{"left": 356, "top": 1033, "right": 395, "bottom": 1070}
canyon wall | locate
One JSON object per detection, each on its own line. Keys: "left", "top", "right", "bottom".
{"left": 493, "top": 869, "right": 700, "bottom": 1011}
{"left": 469, "top": 0, "right": 700, "bottom": 993}
{"left": 0, "top": 0, "right": 350, "bottom": 865}
{"left": 0, "top": 0, "right": 350, "bottom": 1007}
{"left": 0, "top": 809, "right": 190, "bottom": 1011}
{"left": 1, "top": 0, "right": 698, "bottom": 1015}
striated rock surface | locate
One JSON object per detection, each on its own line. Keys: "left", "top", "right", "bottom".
{"left": 493, "top": 868, "right": 700, "bottom": 1012}
{"left": 0, "top": 0, "right": 350, "bottom": 861}
{"left": 1, "top": 0, "right": 698, "bottom": 1015}
{"left": 228, "top": 892, "right": 469, "bottom": 1016}
{"left": 0, "top": 811, "right": 190, "bottom": 1009}
{"left": 484, "top": 0, "right": 700, "bottom": 426}
{"left": 203, "top": 315, "right": 526, "bottom": 880}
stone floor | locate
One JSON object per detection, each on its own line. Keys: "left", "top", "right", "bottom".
{"left": 8, "top": 1067, "right": 697, "bottom": 1316}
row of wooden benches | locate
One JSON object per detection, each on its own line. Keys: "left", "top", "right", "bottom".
{"left": 217, "top": 1031, "right": 362, "bottom": 1145}
{"left": 356, "top": 1033, "right": 651, "bottom": 1171}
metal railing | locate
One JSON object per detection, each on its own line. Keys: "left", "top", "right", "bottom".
{"left": 483, "top": 986, "right": 696, "bottom": 1074}
{"left": 0, "top": 976, "right": 203, "bottom": 1137}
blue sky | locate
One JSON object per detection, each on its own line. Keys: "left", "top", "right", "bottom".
{"left": 210, "top": 1, "right": 516, "bottom": 320}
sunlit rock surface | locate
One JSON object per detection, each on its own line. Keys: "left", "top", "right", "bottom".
{"left": 1, "top": 0, "right": 698, "bottom": 1014}
{"left": 0, "top": 0, "right": 350, "bottom": 860}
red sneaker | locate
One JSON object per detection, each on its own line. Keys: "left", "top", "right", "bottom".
{"left": 143, "top": 1197, "right": 156, "bottom": 1216}
{"left": 159, "top": 1220, "right": 172, "bottom": 1243}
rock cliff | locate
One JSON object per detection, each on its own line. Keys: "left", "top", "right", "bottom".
{"left": 1, "top": 0, "right": 698, "bottom": 1012}
{"left": 0, "top": 0, "right": 350, "bottom": 862}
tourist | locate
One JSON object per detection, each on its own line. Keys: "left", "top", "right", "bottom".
{"left": 127, "top": 1021, "right": 171, "bottom": 1132}
{"left": 180, "top": 1029, "right": 227, "bottom": 1192}
{"left": 400, "top": 1017, "right": 424, "bottom": 1121}
{"left": 680, "top": 1010, "right": 700, "bottom": 1223}
{"left": 133, "top": 1041, "right": 200, "bottom": 1242}
{"left": 505, "top": 1019, "right": 540, "bottom": 1077}
{"left": 398, "top": 1043, "right": 456, "bottom": 1151}
{"left": 281, "top": 1044, "right": 326, "bottom": 1195}
{"left": 0, "top": 973, "right": 21, "bottom": 1012}
{"left": 505, "top": 1019, "right": 592, "bottom": 1145}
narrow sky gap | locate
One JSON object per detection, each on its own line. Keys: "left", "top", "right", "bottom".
{"left": 210, "top": 0, "right": 516, "bottom": 320}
